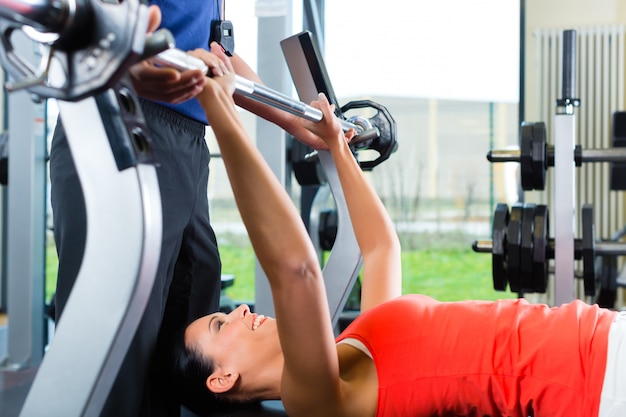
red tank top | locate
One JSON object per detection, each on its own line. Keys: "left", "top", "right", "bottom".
{"left": 336, "top": 294, "right": 615, "bottom": 417}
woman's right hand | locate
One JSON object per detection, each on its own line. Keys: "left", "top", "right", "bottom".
{"left": 302, "top": 93, "right": 356, "bottom": 150}
{"left": 206, "top": 42, "right": 236, "bottom": 96}
{"left": 189, "top": 43, "right": 239, "bottom": 116}
{"left": 189, "top": 42, "right": 236, "bottom": 98}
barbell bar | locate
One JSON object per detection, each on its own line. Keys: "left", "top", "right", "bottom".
{"left": 487, "top": 121, "right": 626, "bottom": 190}
{"left": 153, "top": 47, "right": 398, "bottom": 169}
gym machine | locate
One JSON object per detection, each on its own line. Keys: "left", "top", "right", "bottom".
{"left": 475, "top": 30, "right": 626, "bottom": 306}
{"left": 1, "top": 32, "right": 48, "bottom": 371}
{"left": 0, "top": 0, "right": 397, "bottom": 415}
{"left": 0, "top": 0, "right": 163, "bottom": 415}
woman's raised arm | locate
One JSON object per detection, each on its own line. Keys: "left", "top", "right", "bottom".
{"left": 193, "top": 46, "right": 351, "bottom": 416}
{"left": 301, "top": 94, "right": 402, "bottom": 312}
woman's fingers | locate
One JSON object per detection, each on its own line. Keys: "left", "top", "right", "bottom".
{"left": 188, "top": 47, "right": 230, "bottom": 78}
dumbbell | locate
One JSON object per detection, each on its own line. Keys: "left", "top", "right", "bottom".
{"left": 487, "top": 121, "right": 626, "bottom": 190}
{"left": 472, "top": 203, "right": 626, "bottom": 295}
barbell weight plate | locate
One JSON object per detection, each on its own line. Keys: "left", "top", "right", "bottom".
{"left": 520, "top": 203, "right": 536, "bottom": 292}
{"left": 341, "top": 100, "right": 398, "bottom": 170}
{"left": 318, "top": 209, "right": 338, "bottom": 251}
{"left": 596, "top": 256, "right": 618, "bottom": 309}
{"left": 532, "top": 204, "right": 549, "bottom": 293}
{"left": 531, "top": 122, "right": 547, "bottom": 190}
{"left": 507, "top": 203, "right": 524, "bottom": 293}
{"left": 581, "top": 204, "right": 597, "bottom": 296}
{"left": 520, "top": 123, "right": 534, "bottom": 191}
{"left": 492, "top": 203, "right": 509, "bottom": 291}
{"left": 290, "top": 140, "right": 326, "bottom": 186}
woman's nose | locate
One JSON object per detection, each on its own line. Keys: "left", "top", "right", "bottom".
{"left": 231, "top": 303, "right": 250, "bottom": 318}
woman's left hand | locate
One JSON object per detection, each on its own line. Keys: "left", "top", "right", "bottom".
{"left": 189, "top": 43, "right": 236, "bottom": 96}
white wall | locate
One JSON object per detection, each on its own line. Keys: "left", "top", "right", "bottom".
{"left": 524, "top": 0, "right": 626, "bottom": 120}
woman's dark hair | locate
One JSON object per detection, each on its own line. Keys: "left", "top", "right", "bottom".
{"left": 171, "top": 326, "right": 241, "bottom": 415}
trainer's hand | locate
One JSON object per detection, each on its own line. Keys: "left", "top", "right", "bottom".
{"left": 128, "top": 6, "right": 203, "bottom": 103}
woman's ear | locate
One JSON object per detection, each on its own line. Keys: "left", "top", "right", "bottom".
{"left": 206, "top": 369, "right": 239, "bottom": 394}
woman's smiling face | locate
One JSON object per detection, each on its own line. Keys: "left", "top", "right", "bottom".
{"left": 184, "top": 303, "right": 281, "bottom": 392}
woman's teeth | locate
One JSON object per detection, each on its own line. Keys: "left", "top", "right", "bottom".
{"left": 253, "top": 315, "right": 265, "bottom": 330}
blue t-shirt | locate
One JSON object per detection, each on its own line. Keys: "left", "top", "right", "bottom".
{"left": 150, "top": 0, "right": 222, "bottom": 123}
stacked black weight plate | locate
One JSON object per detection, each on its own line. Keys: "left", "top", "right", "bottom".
{"left": 492, "top": 203, "right": 509, "bottom": 291}
{"left": 520, "top": 203, "right": 536, "bottom": 292}
{"left": 581, "top": 204, "right": 597, "bottom": 296}
{"left": 506, "top": 204, "right": 523, "bottom": 293}
{"left": 532, "top": 205, "right": 549, "bottom": 293}
{"left": 489, "top": 203, "right": 551, "bottom": 294}
{"left": 520, "top": 123, "right": 534, "bottom": 191}
{"left": 531, "top": 122, "right": 547, "bottom": 190}
{"left": 519, "top": 121, "right": 548, "bottom": 191}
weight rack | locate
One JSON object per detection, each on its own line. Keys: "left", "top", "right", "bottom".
{"left": 473, "top": 29, "right": 626, "bottom": 305}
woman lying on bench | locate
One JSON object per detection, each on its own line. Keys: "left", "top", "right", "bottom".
{"left": 172, "top": 44, "right": 625, "bottom": 417}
